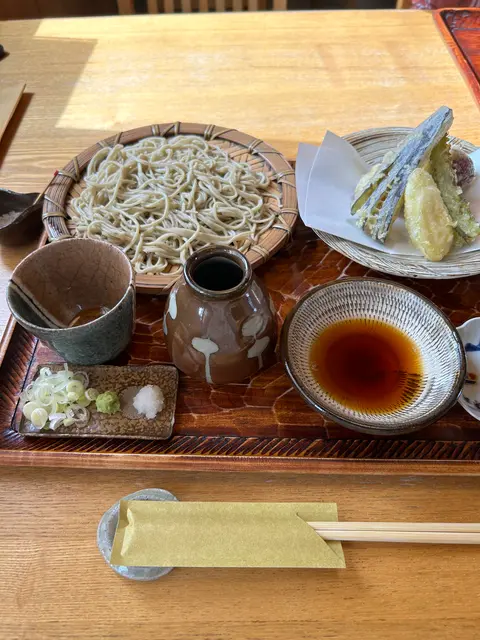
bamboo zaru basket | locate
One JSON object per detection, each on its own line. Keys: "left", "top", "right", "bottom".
{"left": 42, "top": 122, "right": 298, "bottom": 294}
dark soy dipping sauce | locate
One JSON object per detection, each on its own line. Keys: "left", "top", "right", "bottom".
{"left": 193, "top": 257, "right": 244, "bottom": 292}
{"left": 309, "top": 318, "right": 424, "bottom": 413}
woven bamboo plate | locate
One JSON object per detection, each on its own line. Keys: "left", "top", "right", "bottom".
{"left": 42, "top": 122, "right": 298, "bottom": 294}
{"left": 315, "top": 127, "right": 479, "bottom": 279}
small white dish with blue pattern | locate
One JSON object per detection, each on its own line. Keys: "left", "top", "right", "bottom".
{"left": 457, "top": 318, "right": 480, "bottom": 421}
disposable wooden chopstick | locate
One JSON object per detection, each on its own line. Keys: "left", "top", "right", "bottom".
{"left": 307, "top": 522, "right": 480, "bottom": 544}
{"left": 309, "top": 522, "right": 480, "bottom": 532}
{"left": 33, "top": 180, "right": 52, "bottom": 206}
{"left": 0, "top": 83, "right": 25, "bottom": 142}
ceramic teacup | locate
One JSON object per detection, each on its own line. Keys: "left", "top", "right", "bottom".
{"left": 7, "top": 238, "right": 135, "bottom": 365}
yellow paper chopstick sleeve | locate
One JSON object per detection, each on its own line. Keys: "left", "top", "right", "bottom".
{"left": 110, "top": 501, "right": 345, "bottom": 568}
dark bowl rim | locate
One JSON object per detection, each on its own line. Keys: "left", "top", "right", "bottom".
{"left": 183, "top": 245, "right": 252, "bottom": 300}
{"left": 280, "top": 277, "right": 467, "bottom": 436}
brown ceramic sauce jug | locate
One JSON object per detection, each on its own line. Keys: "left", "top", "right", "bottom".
{"left": 164, "top": 246, "right": 276, "bottom": 384}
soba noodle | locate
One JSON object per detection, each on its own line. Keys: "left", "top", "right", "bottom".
{"left": 70, "top": 135, "right": 278, "bottom": 275}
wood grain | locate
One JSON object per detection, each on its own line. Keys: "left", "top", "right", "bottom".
{"left": 1, "top": 467, "right": 480, "bottom": 640}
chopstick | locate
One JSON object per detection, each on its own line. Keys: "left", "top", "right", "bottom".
{"left": 33, "top": 168, "right": 62, "bottom": 206}
{"left": 307, "top": 522, "right": 480, "bottom": 544}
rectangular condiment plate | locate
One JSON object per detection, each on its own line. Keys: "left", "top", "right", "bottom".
{"left": 16, "top": 363, "right": 178, "bottom": 440}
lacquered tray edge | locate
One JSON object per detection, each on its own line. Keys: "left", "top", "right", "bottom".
{"left": 0, "top": 448, "right": 479, "bottom": 475}
{"left": 434, "top": 9, "right": 480, "bottom": 107}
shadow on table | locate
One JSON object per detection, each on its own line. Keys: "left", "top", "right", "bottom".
{"left": 0, "top": 92, "right": 33, "bottom": 171}
{"left": 0, "top": 23, "right": 115, "bottom": 342}
{"left": 0, "top": 23, "right": 115, "bottom": 194}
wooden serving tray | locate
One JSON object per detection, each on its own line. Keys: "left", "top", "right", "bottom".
{"left": 1, "top": 222, "right": 480, "bottom": 474}
{"left": 435, "top": 9, "right": 480, "bottom": 106}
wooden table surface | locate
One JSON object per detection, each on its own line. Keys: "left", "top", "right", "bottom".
{"left": 2, "top": 469, "right": 480, "bottom": 640}
{"left": 1, "top": 10, "right": 480, "bottom": 640}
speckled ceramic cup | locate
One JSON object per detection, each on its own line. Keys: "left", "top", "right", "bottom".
{"left": 7, "top": 238, "right": 135, "bottom": 365}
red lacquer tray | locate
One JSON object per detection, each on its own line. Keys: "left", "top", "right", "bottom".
{"left": 1, "top": 223, "right": 480, "bottom": 474}
{"left": 435, "top": 8, "right": 480, "bottom": 106}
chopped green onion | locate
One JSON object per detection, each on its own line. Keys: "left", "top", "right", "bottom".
{"left": 22, "top": 401, "right": 41, "bottom": 421}
{"left": 66, "top": 380, "right": 84, "bottom": 396}
{"left": 85, "top": 388, "right": 99, "bottom": 402}
{"left": 73, "top": 372, "right": 89, "bottom": 387}
{"left": 21, "top": 365, "right": 95, "bottom": 431}
{"left": 49, "top": 413, "right": 66, "bottom": 430}
{"left": 31, "top": 407, "right": 48, "bottom": 428}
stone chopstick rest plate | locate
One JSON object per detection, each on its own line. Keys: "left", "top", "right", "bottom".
{"left": 97, "top": 488, "right": 177, "bottom": 581}
{"left": 16, "top": 364, "right": 178, "bottom": 439}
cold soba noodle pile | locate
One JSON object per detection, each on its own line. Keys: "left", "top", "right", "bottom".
{"left": 70, "top": 135, "right": 277, "bottom": 275}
